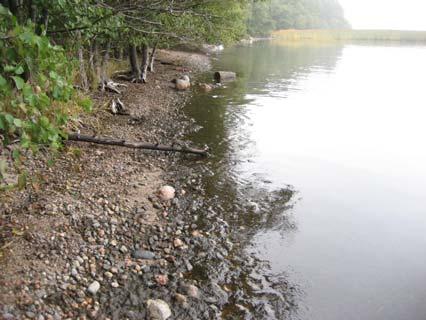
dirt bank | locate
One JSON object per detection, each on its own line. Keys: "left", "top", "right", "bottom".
{"left": 0, "top": 50, "right": 212, "bottom": 319}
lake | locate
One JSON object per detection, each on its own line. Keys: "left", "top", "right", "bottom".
{"left": 184, "top": 40, "right": 426, "bottom": 319}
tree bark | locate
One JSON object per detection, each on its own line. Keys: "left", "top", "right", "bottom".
{"left": 129, "top": 44, "right": 140, "bottom": 79}
{"left": 67, "top": 134, "right": 208, "bottom": 157}
{"left": 148, "top": 41, "right": 158, "bottom": 72}
{"left": 77, "top": 31, "right": 88, "bottom": 91}
{"left": 27, "top": 0, "right": 36, "bottom": 23}
{"left": 214, "top": 71, "right": 237, "bottom": 82}
{"left": 140, "top": 44, "right": 149, "bottom": 83}
{"left": 7, "top": 0, "right": 18, "bottom": 16}
{"left": 36, "top": 7, "right": 48, "bottom": 35}
{"left": 99, "top": 41, "right": 111, "bottom": 90}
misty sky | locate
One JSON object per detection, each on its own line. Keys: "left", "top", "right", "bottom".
{"left": 340, "top": 0, "right": 426, "bottom": 30}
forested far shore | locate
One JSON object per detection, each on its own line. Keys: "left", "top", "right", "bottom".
{"left": 273, "top": 29, "right": 426, "bottom": 42}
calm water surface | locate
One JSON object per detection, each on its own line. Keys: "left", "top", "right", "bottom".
{"left": 185, "top": 41, "right": 426, "bottom": 319}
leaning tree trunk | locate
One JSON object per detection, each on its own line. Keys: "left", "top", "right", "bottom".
{"left": 140, "top": 44, "right": 149, "bottom": 83}
{"left": 129, "top": 44, "right": 141, "bottom": 80}
{"left": 148, "top": 41, "right": 158, "bottom": 73}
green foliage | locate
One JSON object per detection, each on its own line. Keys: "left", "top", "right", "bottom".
{"left": 247, "top": 0, "right": 350, "bottom": 36}
{"left": 0, "top": 4, "right": 91, "bottom": 187}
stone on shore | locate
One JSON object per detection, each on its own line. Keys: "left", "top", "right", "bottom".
{"left": 132, "top": 249, "right": 156, "bottom": 260}
{"left": 87, "top": 281, "right": 100, "bottom": 295}
{"left": 146, "top": 299, "right": 172, "bottom": 320}
{"left": 158, "top": 186, "right": 176, "bottom": 201}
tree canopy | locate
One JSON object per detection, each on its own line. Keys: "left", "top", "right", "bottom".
{"left": 248, "top": 0, "right": 350, "bottom": 36}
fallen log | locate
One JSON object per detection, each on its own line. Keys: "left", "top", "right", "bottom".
{"left": 67, "top": 133, "right": 208, "bottom": 156}
{"left": 214, "top": 71, "right": 236, "bottom": 82}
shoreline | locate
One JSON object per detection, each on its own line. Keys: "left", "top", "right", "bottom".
{"left": 0, "top": 50, "right": 213, "bottom": 319}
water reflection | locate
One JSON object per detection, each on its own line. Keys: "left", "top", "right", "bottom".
{"left": 186, "top": 41, "right": 426, "bottom": 320}
{"left": 185, "top": 41, "right": 345, "bottom": 318}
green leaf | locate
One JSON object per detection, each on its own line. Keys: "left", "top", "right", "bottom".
{"left": 0, "top": 4, "right": 11, "bottom": 16}
{"left": 39, "top": 116, "right": 49, "bottom": 127}
{"left": 14, "top": 66, "right": 24, "bottom": 75}
{"left": 5, "top": 114, "right": 14, "bottom": 125}
{"left": 0, "top": 75, "right": 7, "bottom": 87}
{"left": 11, "top": 76, "right": 24, "bottom": 90}
{"left": 12, "top": 149, "right": 20, "bottom": 160}
{"left": 4, "top": 65, "right": 15, "bottom": 72}
{"left": 13, "top": 118, "right": 23, "bottom": 127}
{"left": 79, "top": 97, "right": 93, "bottom": 112}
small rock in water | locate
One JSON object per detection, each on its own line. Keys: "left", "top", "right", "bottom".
{"left": 87, "top": 281, "right": 100, "bottom": 295}
{"left": 199, "top": 83, "right": 214, "bottom": 92}
{"left": 158, "top": 186, "right": 175, "bottom": 201}
{"left": 147, "top": 299, "right": 172, "bottom": 320}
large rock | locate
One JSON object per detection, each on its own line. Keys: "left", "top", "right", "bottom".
{"left": 158, "top": 186, "right": 176, "bottom": 201}
{"left": 146, "top": 299, "right": 172, "bottom": 320}
{"left": 175, "top": 78, "right": 190, "bottom": 91}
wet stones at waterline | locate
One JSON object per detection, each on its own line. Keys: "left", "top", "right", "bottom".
{"left": 172, "top": 75, "right": 191, "bottom": 91}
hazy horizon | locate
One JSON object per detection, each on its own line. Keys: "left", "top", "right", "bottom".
{"left": 340, "top": 0, "right": 426, "bottom": 31}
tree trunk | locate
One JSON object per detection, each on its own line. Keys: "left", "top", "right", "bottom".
{"left": 99, "top": 41, "right": 111, "bottom": 90}
{"left": 36, "top": 6, "right": 48, "bottom": 35}
{"left": 140, "top": 44, "right": 149, "bottom": 83}
{"left": 94, "top": 41, "right": 101, "bottom": 86}
{"left": 129, "top": 44, "right": 140, "bottom": 79}
{"left": 7, "top": 0, "right": 18, "bottom": 16}
{"left": 77, "top": 31, "right": 88, "bottom": 91}
{"left": 148, "top": 41, "right": 158, "bottom": 73}
{"left": 27, "top": 0, "right": 36, "bottom": 23}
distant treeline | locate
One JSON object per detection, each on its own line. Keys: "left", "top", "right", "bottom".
{"left": 273, "top": 29, "right": 426, "bottom": 42}
{"left": 248, "top": 0, "right": 349, "bottom": 36}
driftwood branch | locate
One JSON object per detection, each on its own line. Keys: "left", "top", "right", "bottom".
{"left": 67, "top": 133, "right": 208, "bottom": 156}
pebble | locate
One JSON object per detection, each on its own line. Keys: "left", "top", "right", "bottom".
{"left": 87, "top": 281, "right": 100, "bottom": 295}
{"left": 185, "top": 284, "right": 200, "bottom": 299}
{"left": 111, "top": 281, "right": 119, "bottom": 288}
{"left": 174, "top": 293, "right": 188, "bottom": 307}
{"left": 133, "top": 250, "right": 156, "bottom": 259}
{"left": 120, "top": 245, "right": 128, "bottom": 253}
{"left": 146, "top": 299, "right": 172, "bottom": 320}
{"left": 173, "top": 239, "right": 184, "bottom": 248}
{"left": 104, "top": 271, "right": 113, "bottom": 279}
{"left": 158, "top": 186, "right": 176, "bottom": 201}
{"left": 155, "top": 274, "right": 168, "bottom": 286}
